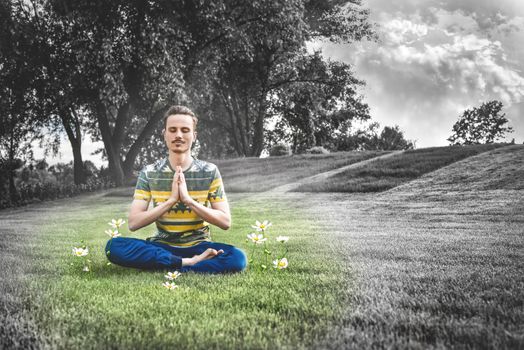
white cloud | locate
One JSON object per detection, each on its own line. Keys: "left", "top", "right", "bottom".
{"left": 383, "top": 19, "right": 429, "bottom": 44}
{"left": 318, "top": 1, "right": 524, "bottom": 146}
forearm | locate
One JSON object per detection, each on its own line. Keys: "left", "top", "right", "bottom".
{"left": 186, "top": 200, "right": 231, "bottom": 230}
{"left": 128, "top": 198, "right": 176, "bottom": 231}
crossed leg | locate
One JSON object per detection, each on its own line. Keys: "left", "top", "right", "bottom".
{"left": 106, "top": 237, "right": 247, "bottom": 274}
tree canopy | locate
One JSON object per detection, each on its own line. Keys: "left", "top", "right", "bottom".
{"left": 1, "top": 0, "right": 376, "bottom": 186}
{"left": 448, "top": 100, "right": 513, "bottom": 145}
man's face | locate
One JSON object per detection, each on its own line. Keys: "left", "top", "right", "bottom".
{"left": 163, "top": 114, "right": 197, "bottom": 154}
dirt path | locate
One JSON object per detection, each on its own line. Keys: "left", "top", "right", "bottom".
{"left": 265, "top": 150, "right": 404, "bottom": 193}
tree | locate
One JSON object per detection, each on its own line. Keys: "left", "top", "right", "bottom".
{"left": 0, "top": 1, "right": 44, "bottom": 203}
{"left": 191, "top": 0, "right": 374, "bottom": 157}
{"left": 448, "top": 100, "right": 513, "bottom": 145}
{"left": 34, "top": 3, "right": 92, "bottom": 185}
{"left": 47, "top": 0, "right": 272, "bottom": 183}
{"left": 333, "top": 123, "right": 414, "bottom": 151}
{"left": 375, "top": 125, "right": 414, "bottom": 150}
{"left": 269, "top": 52, "right": 371, "bottom": 153}
{"left": 5, "top": 0, "right": 100, "bottom": 185}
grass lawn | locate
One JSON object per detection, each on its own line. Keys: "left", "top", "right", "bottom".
{"left": 296, "top": 144, "right": 506, "bottom": 192}
{"left": 212, "top": 150, "right": 387, "bottom": 192}
{"left": 297, "top": 145, "right": 524, "bottom": 348}
{"left": 14, "top": 193, "right": 348, "bottom": 349}
{"left": 2, "top": 144, "right": 522, "bottom": 349}
{"left": 299, "top": 189, "right": 524, "bottom": 349}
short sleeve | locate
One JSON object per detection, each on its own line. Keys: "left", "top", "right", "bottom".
{"left": 133, "top": 169, "right": 151, "bottom": 201}
{"left": 208, "top": 167, "right": 227, "bottom": 203}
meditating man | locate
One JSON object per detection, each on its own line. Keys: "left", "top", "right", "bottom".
{"left": 106, "top": 105, "right": 247, "bottom": 273}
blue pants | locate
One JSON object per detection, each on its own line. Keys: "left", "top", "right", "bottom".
{"left": 106, "top": 237, "right": 247, "bottom": 274}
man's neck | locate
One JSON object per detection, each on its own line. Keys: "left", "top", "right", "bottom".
{"left": 168, "top": 152, "right": 193, "bottom": 171}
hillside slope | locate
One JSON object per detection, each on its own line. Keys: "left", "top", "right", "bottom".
{"left": 294, "top": 144, "right": 506, "bottom": 193}
{"left": 213, "top": 151, "right": 386, "bottom": 192}
{"left": 388, "top": 144, "right": 524, "bottom": 195}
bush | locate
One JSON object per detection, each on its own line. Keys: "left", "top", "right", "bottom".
{"left": 305, "top": 146, "right": 330, "bottom": 155}
{"left": 269, "top": 143, "right": 292, "bottom": 157}
{"left": 0, "top": 177, "right": 115, "bottom": 210}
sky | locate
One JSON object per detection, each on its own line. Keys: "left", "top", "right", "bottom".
{"left": 36, "top": 0, "right": 524, "bottom": 166}
{"left": 312, "top": 0, "right": 524, "bottom": 147}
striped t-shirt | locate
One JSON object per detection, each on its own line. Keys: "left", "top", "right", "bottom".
{"left": 133, "top": 157, "right": 227, "bottom": 246}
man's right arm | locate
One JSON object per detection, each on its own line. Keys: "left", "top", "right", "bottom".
{"left": 128, "top": 197, "right": 177, "bottom": 232}
{"left": 129, "top": 171, "right": 180, "bottom": 231}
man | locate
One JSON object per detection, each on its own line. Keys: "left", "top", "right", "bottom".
{"left": 106, "top": 105, "right": 247, "bottom": 273}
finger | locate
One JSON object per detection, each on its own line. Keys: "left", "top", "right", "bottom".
{"left": 217, "top": 249, "right": 224, "bottom": 254}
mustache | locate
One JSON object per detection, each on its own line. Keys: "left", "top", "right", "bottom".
{"left": 172, "top": 139, "right": 185, "bottom": 143}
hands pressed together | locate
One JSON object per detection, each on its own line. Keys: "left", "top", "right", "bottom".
{"left": 169, "top": 166, "right": 192, "bottom": 205}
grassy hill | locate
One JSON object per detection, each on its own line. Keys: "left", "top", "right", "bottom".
{"left": 212, "top": 150, "right": 387, "bottom": 192}
{"left": 214, "top": 144, "right": 508, "bottom": 193}
{"left": 389, "top": 144, "right": 524, "bottom": 194}
{"left": 289, "top": 144, "right": 506, "bottom": 192}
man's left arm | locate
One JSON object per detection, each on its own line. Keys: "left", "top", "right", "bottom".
{"left": 177, "top": 168, "right": 231, "bottom": 230}
{"left": 186, "top": 199, "right": 231, "bottom": 230}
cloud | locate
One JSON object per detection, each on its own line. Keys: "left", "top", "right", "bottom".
{"left": 383, "top": 19, "right": 429, "bottom": 44}
{"left": 317, "top": 0, "right": 524, "bottom": 146}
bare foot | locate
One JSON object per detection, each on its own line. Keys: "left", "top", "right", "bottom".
{"left": 182, "top": 248, "right": 224, "bottom": 266}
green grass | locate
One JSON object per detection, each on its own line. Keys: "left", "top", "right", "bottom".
{"left": 2, "top": 144, "right": 522, "bottom": 349}
{"left": 18, "top": 194, "right": 348, "bottom": 349}
{"left": 212, "top": 151, "right": 387, "bottom": 192}
{"left": 296, "top": 144, "right": 507, "bottom": 192}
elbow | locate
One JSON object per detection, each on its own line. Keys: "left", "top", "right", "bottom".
{"left": 127, "top": 218, "right": 138, "bottom": 232}
{"left": 219, "top": 217, "right": 231, "bottom": 231}
{"left": 223, "top": 218, "right": 232, "bottom": 230}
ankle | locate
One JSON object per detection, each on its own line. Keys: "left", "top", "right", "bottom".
{"left": 181, "top": 257, "right": 196, "bottom": 267}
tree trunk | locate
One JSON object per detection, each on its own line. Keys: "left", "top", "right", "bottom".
{"left": 251, "top": 92, "right": 267, "bottom": 157}
{"left": 221, "top": 92, "right": 243, "bottom": 156}
{"left": 231, "top": 89, "right": 248, "bottom": 155}
{"left": 71, "top": 140, "right": 85, "bottom": 185}
{"left": 122, "top": 106, "right": 168, "bottom": 181}
{"left": 96, "top": 102, "right": 124, "bottom": 186}
{"left": 8, "top": 133, "right": 18, "bottom": 204}
{"left": 61, "top": 109, "right": 86, "bottom": 185}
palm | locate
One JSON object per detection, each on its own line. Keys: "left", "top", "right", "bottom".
{"left": 170, "top": 173, "right": 180, "bottom": 201}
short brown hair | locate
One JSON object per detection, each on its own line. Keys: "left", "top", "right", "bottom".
{"left": 163, "top": 105, "right": 198, "bottom": 130}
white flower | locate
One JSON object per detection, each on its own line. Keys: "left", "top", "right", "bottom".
{"left": 105, "top": 229, "right": 121, "bottom": 238}
{"left": 276, "top": 236, "right": 289, "bottom": 243}
{"left": 72, "top": 247, "right": 89, "bottom": 257}
{"left": 108, "top": 218, "right": 126, "bottom": 229}
{"left": 165, "top": 271, "right": 181, "bottom": 280}
{"left": 82, "top": 265, "right": 90, "bottom": 272}
{"left": 273, "top": 258, "right": 289, "bottom": 270}
{"left": 162, "top": 282, "right": 178, "bottom": 290}
{"left": 247, "top": 233, "right": 267, "bottom": 244}
{"left": 251, "top": 220, "right": 272, "bottom": 232}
